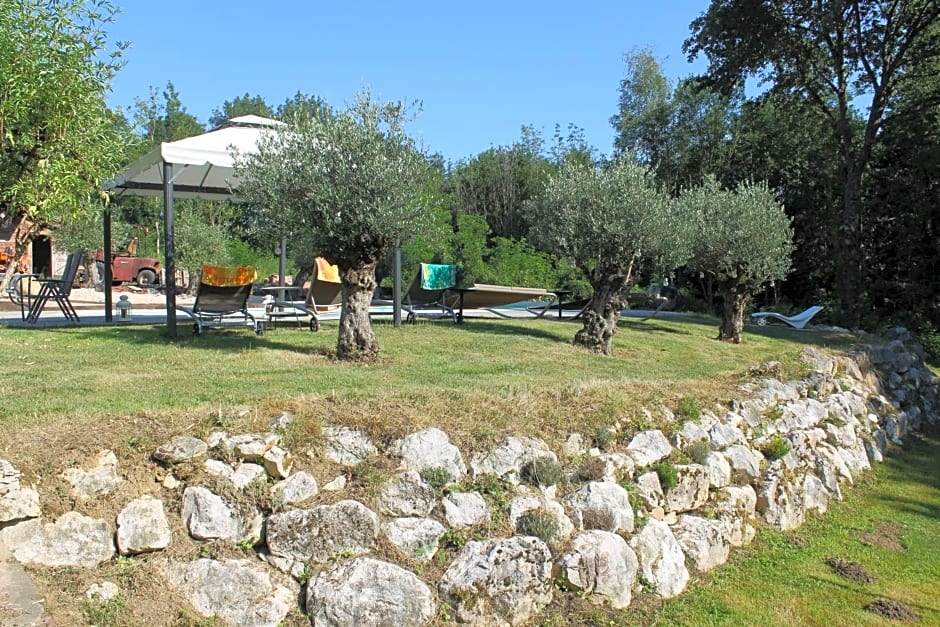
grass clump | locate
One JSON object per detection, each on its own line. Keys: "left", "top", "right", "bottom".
{"left": 516, "top": 508, "right": 560, "bottom": 543}
{"left": 654, "top": 460, "right": 679, "bottom": 491}
{"left": 760, "top": 435, "right": 792, "bottom": 460}
{"left": 592, "top": 427, "right": 616, "bottom": 451}
{"left": 677, "top": 396, "right": 701, "bottom": 420}
{"left": 686, "top": 439, "right": 712, "bottom": 464}
{"left": 520, "top": 456, "right": 562, "bottom": 487}
{"left": 83, "top": 594, "right": 126, "bottom": 626}
{"left": 420, "top": 466, "right": 451, "bottom": 489}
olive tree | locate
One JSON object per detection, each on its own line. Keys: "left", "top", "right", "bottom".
{"left": 681, "top": 178, "right": 793, "bottom": 343}
{"left": 529, "top": 158, "right": 688, "bottom": 355}
{"left": 236, "top": 92, "right": 434, "bottom": 361}
{"left": 0, "top": 0, "right": 128, "bottom": 291}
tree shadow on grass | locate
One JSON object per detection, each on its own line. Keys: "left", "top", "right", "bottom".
{"left": 53, "top": 324, "right": 336, "bottom": 357}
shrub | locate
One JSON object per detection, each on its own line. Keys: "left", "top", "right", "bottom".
{"left": 686, "top": 439, "right": 712, "bottom": 464}
{"left": 654, "top": 460, "right": 679, "bottom": 491}
{"left": 761, "top": 435, "right": 792, "bottom": 460}
{"left": 520, "top": 456, "right": 562, "bottom": 487}
{"left": 420, "top": 466, "right": 451, "bottom": 489}
{"left": 677, "top": 396, "right": 701, "bottom": 420}
{"left": 516, "top": 508, "right": 560, "bottom": 543}
{"left": 593, "top": 427, "right": 615, "bottom": 451}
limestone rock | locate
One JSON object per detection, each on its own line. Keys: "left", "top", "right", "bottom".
{"left": 394, "top": 427, "right": 467, "bottom": 482}
{"left": 702, "top": 451, "right": 731, "bottom": 488}
{"left": 323, "top": 426, "right": 378, "bottom": 466}
{"left": 800, "top": 346, "right": 837, "bottom": 375}
{"left": 439, "top": 536, "right": 553, "bottom": 626}
{"left": 86, "top": 581, "right": 120, "bottom": 602}
{"left": 117, "top": 496, "right": 172, "bottom": 555}
{"left": 382, "top": 517, "right": 447, "bottom": 562}
{"left": 442, "top": 491, "right": 490, "bottom": 529}
{"left": 162, "top": 558, "right": 297, "bottom": 627}
{"left": 470, "top": 436, "right": 555, "bottom": 484}
{"left": 673, "top": 515, "right": 730, "bottom": 572}
{"left": 634, "top": 471, "right": 664, "bottom": 510}
{"left": 266, "top": 500, "right": 378, "bottom": 564}
{"left": 757, "top": 466, "right": 804, "bottom": 531}
{"left": 801, "top": 473, "right": 829, "bottom": 515}
{"left": 271, "top": 471, "right": 318, "bottom": 506}
{"left": 322, "top": 475, "right": 347, "bottom": 491}
{"left": 554, "top": 530, "right": 638, "bottom": 609}
{"left": 629, "top": 518, "right": 690, "bottom": 598}
{"left": 377, "top": 470, "right": 437, "bottom": 517}
{"left": 578, "top": 453, "right": 635, "bottom": 482}
{"left": 664, "top": 464, "right": 710, "bottom": 513}
{"left": 0, "top": 459, "right": 40, "bottom": 523}
{"left": 626, "top": 430, "right": 673, "bottom": 468}
{"left": 261, "top": 446, "right": 292, "bottom": 479}
{"left": 674, "top": 421, "right": 710, "bottom": 450}
{"left": 723, "top": 444, "right": 762, "bottom": 481}
{"left": 308, "top": 557, "right": 436, "bottom": 627}
{"left": 565, "top": 481, "right": 635, "bottom": 533}
{"left": 712, "top": 485, "right": 757, "bottom": 548}
{"left": 204, "top": 460, "right": 266, "bottom": 490}
{"left": 708, "top": 423, "right": 745, "bottom": 450}
{"left": 1, "top": 512, "right": 114, "bottom": 568}
{"left": 181, "top": 486, "right": 260, "bottom": 544}
{"left": 61, "top": 449, "right": 122, "bottom": 499}
{"left": 153, "top": 436, "right": 208, "bottom": 464}
{"left": 219, "top": 433, "right": 279, "bottom": 462}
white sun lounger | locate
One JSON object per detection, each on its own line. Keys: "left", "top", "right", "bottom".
{"left": 750, "top": 305, "right": 823, "bottom": 329}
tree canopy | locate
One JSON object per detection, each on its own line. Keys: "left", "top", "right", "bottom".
{"left": 529, "top": 157, "right": 687, "bottom": 354}
{"left": 236, "top": 91, "right": 435, "bottom": 360}
{"left": 0, "top": 0, "right": 128, "bottom": 230}
{"left": 681, "top": 178, "right": 793, "bottom": 342}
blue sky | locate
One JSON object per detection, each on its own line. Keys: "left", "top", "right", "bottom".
{"left": 106, "top": 1, "right": 709, "bottom": 163}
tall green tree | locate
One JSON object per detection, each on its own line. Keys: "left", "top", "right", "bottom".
{"left": 685, "top": 0, "right": 940, "bottom": 327}
{"left": 610, "top": 48, "right": 672, "bottom": 163}
{"left": 208, "top": 93, "right": 273, "bottom": 128}
{"left": 529, "top": 158, "right": 688, "bottom": 355}
{"left": 0, "top": 0, "right": 128, "bottom": 287}
{"left": 237, "top": 91, "right": 435, "bottom": 361}
{"left": 450, "top": 127, "right": 551, "bottom": 240}
{"left": 681, "top": 178, "right": 794, "bottom": 343}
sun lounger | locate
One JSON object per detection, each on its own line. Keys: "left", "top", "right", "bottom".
{"left": 750, "top": 305, "right": 823, "bottom": 329}
{"left": 264, "top": 257, "right": 343, "bottom": 331}
{"left": 177, "top": 265, "right": 263, "bottom": 335}
{"left": 372, "top": 263, "right": 457, "bottom": 323}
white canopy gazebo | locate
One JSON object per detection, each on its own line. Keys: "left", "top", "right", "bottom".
{"left": 105, "top": 114, "right": 404, "bottom": 337}
{"left": 105, "top": 115, "right": 282, "bottom": 338}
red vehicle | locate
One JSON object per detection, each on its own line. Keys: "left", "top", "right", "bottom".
{"left": 94, "top": 237, "right": 161, "bottom": 286}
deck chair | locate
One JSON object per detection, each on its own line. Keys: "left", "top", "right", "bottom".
{"left": 177, "top": 265, "right": 264, "bottom": 335}
{"left": 750, "top": 305, "right": 823, "bottom": 329}
{"left": 23, "top": 250, "right": 83, "bottom": 323}
{"left": 265, "top": 257, "right": 343, "bottom": 332}
{"left": 444, "top": 283, "right": 558, "bottom": 322}
{"left": 373, "top": 263, "right": 457, "bottom": 323}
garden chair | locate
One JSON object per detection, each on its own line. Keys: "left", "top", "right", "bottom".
{"left": 373, "top": 263, "right": 458, "bottom": 324}
{"left": 177, "top": 265, "right": 264, "bottom": 335}
{"left": 23, "top": 250, "right": 83, "bottom": 324}
{"left": 750, "top": 305, "right": 824, "bottom": 329}
{"left": 264, "top": 257, "right": 343, "bottom": 332}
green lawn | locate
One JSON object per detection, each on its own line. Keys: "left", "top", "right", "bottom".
{"left": 2, "top": 314, "right": 934, "bottom": 626}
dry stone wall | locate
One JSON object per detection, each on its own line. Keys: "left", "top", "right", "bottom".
{"left": 0, "top": 327, "right": 936, "bottom": 626}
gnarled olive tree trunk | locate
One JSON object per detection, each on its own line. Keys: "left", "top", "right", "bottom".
{"left": 337, "top": 261, "right": 379, "bottom": 361}
{"left": 574, "top": 278, "right": 627, "bottom": 355}
{"left": 717, "top": 284, "right": 748, "bottom": 343}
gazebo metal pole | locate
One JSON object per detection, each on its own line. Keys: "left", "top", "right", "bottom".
{"left": 163, "top": 161, "right": 178, "bottom": 339}
{"left": 393, "top": 238, "right": 401, "bottom": 328}
{"left": 103, "top": 208, "right": 113, "bottom": 322}
{"left": 278, "top": 235, "right": 286, "bottom": 287}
